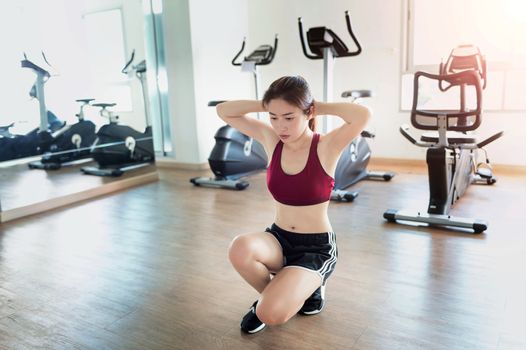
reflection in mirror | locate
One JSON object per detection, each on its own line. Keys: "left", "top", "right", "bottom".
{"left": 0, "top": 0, "right": 159, "bottom": 223}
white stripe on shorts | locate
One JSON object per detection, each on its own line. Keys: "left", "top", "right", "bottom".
{"left": 317, "top": 231, "right": 337, "bottom": 278}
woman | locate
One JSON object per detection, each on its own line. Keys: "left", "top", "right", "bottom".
{"left": 217, "top": 76, "right": 370, "bottom": 333}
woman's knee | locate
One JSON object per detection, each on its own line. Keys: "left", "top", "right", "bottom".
{"left": 256, "top": 299, "right": 295, "bottom": 326}
{"left": 228, "top": 234, "right": 258, "bottom": 266}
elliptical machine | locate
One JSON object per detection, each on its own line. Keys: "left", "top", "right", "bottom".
{"left": 27, "top": 98, "right": 97, "bottom": 170}
{"left": 190, "top": 35, "right": 278, "bottom": 190}
{"left": 81, "top": 51, "right": 154, "bottom": 177}
{"left": 298, "top": 11, "right": 394, "bottom": 202}
{"left": 383, "top": 45, "right": 503, "bottom": 233}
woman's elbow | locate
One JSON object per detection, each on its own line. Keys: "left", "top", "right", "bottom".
{"left": 216, "top": 103, "right": 228, "bottom": 120}
{"left": 216, "top": 103, "right": 224, "bottom": 116}
{"left": 362, "top": 105, "right": 372, "bottom": 122}
{"left": 357, "top": 105, "right": 371, "bottom": 128}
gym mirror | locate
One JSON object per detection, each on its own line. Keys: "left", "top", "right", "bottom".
{"left": 0, "top": 0, "right": 162, "bottom": 223}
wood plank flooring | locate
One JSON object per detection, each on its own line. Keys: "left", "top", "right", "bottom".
{"left": 0, "top": 165, "right": 524, "bottom": 349}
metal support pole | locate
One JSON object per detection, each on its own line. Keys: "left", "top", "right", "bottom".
{"left": 322, "top": 47, "right": 334, "bottom": 133}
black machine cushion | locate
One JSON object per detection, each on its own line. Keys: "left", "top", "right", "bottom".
{"left": 421, "top": 131, "right": 477, "bottom": 145}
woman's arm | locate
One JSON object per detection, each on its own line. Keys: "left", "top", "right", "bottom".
{"left": 216, "top": 100, "right": 278, "bottom": 151}
{"left": 316, "top": 101, "right": 371, "bottom": 153}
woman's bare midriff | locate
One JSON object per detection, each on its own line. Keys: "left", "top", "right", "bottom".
{"left": 274, "top": 201, "right": 332, "bottom": 233}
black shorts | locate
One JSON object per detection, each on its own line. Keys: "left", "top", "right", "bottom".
{"left": 265, "top": 223, "right": 338, "bottom": 284}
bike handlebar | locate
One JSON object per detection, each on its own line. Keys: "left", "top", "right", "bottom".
{"left": 231, "top": 34, "right": 279, "bottom": 66}
{"left": 298, "top": 10, "right": 362, "bottom": 60}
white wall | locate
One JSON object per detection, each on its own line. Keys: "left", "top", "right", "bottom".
{"left": 161, "top": 0, "right": 526, "bottom": 166}
{"left": 162, "top": 0, "right": 251, "bottom": 163}
{"left": 188, "top": 0, "right": 252, "bottom": 162}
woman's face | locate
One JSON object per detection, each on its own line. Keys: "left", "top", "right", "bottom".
{"left": 267, "top": 98, "right": 312, "bottom": 143}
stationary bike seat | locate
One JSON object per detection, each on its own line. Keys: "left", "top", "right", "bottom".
{"left": 341, "top": 90, "right": 372, "bottom": 99}
{"left": 76, "top": 98, "right": 95, "bottom": 104}
{"left": 421, "top": 131, "right": 476, "bottom": 145}
{"left": 93, "top": 103, "right": 116, "bottom": 108}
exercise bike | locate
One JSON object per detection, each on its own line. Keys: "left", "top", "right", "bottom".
{"left": 383, "top": 45, "right": 503, "bottom": 233}
{"left": 81, "top": 51, "right": 154, "bottom": 177}
{"left": 298, "top": 11, "right": 394, "bottom": 202}
{"left": 0, "top": 111, "right": 62, "bottom": 162}
{"left": 190, "top": 35, "right": 278, "bottom": 190}
{"left": 28, "top": 98, "right": 97, "bottom": 170}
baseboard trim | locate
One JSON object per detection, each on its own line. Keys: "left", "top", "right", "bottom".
{"left": 492, "top": 164, "right": 526, "bottom": 176}
{"left": 156, "top": 159, "right": 208, "bottom": 171}
{"left": 369, "top": 157, "right": 526, "bottom": 175}
{"left": 155, "top": 156, "right": 526, "bottom": 175}
{"left": 369, "top": 157, "right": 426, "bottom": 169}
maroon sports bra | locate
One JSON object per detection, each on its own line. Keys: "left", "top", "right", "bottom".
{"left": 266, "top": 133, "right": 335, "bottom": 206}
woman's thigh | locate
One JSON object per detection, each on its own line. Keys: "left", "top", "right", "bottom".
{"left": 228, "top": 231, "right": 284, "bottom": 272}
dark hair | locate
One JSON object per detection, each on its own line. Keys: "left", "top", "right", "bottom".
{"left": 262, "top": 76, "right": 316, "bottom": 131}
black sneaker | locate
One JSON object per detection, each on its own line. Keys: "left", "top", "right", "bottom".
{"left": 299, "top": 284, "right": 326, "bottom": 315}
{"left": 240, "top": 301, "right": 266, "bottom": 334}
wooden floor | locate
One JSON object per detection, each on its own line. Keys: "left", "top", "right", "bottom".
{"left": 0, "top": 165, "right": 525, "bottom": 349}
